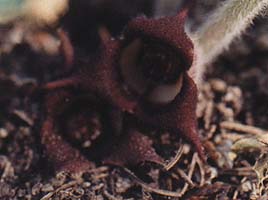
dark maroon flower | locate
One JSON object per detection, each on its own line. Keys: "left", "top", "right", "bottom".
{"left": 40, "top": 5, "right": 205, "bottom": 173}
{"left": 41, "top": 89, "right": 163, "bottom": 172}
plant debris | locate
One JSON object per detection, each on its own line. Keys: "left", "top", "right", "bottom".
{"left": 0, "top": 0, "right": 268, "bottom": 199}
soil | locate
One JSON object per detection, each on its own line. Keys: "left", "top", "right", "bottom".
{"left": 0, "top": 0, "right": 268, "bottom": 199}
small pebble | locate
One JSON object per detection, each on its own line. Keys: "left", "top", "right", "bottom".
{"left": 41, "top": 184, "right": 54, "bottom": 192}
{"left": 210, "top": 79, "right": 227, "bottom": 93}
{"left": 82, "top": 182, "right": 91, "bottom": 188}
{"left": 0, "top": 128, "right": 8, "bottom": 138}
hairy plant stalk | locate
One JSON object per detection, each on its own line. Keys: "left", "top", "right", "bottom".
{"left": 189, "top": 0, "right": 268, "bottom": 83}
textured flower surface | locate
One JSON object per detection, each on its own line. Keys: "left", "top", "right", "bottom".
{"left": 40, "top": 4, "right": 205, "bottom": 173}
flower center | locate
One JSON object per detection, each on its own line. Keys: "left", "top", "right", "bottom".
{"left": 139, "top": 40, "right": 183, "bottom": 84}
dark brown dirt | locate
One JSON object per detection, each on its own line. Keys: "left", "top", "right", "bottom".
{"left": 0, "top": 0, "right": 267, "bottom": 199}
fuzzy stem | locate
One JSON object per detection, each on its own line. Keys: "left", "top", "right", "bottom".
{"left": 189, "top": 0, "right": 268, "bottom": 82}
